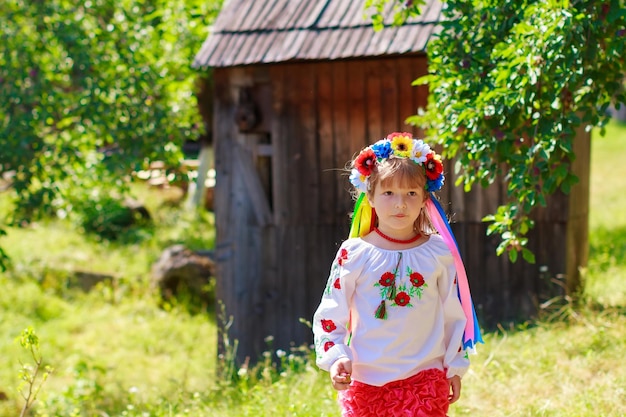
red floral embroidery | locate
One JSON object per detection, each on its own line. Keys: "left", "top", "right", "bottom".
{"left": 333, "top": 278, "right": 341, "bottom": 289}
{"left": 425, "top": 152, "right": 443, "bottom": 180}
{"left": 337, "top": 248, "right": 349, "bottom": 266}
{"left": 409, "top": 272, "right": 425, "bottom": 287}
{"left": 321, "top": 319, "right": 337, "bottom": 333}
{"left": 379, "top": 272, "right": 395, "bottom": 287}
{"left": 324, "top": 341, "right": 335, "bottom": 352}
{"left": 355, "top": 149, "right": 377, "bottom": 176}
{"left": 394, "top": 292, "right": 411, "bottom": 306}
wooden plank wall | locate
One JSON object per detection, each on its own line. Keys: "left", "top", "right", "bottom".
{"left": 268, "top": 57, "right": 434, "bottom": 352}
{"left": 213, "top": 68, "right": 271, "bottom": 360}
{"left": 212, "top": 55, "right": 584, "bottom": 364}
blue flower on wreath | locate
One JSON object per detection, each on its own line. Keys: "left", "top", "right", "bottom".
{"left": 370, "top": 140, "right": 392, "bottom": 159}
{"left": 426, "top": 175, "right": 445, "bottom": 192}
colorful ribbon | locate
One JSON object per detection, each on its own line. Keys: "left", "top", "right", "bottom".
{"left": 425, "top": 194, "right": 483, "bottom": 350}
{"left": 349, "top": 193, "right": 377, "bottom": 239}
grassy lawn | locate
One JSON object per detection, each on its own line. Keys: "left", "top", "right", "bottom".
{"left": 0, "top": 187, "right": 219, "bottom": 416}
{"left": 585, "top": 121, "right": 626, "bottom": 308}
{"left": 0, "top": 122, "right": 625, "bottom": 416}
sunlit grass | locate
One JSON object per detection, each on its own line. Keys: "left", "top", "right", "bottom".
{"left": 585, "top": 121, "right": 626, "bottom": 307}
{"left": 0, "top": 183, "right": 217, "bottom": 416}
{"left": 588, "top": 121, "right": 626, "bottom": 230}
{"left": 0, "top": 277, "right": 216, "bottom": 415}
{"left": 451, "top": 310, "right": 626, "bottom": 417}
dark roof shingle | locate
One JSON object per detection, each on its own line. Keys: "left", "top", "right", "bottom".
{"left": 193, "top": 0, "right": 442, "bottom": 68}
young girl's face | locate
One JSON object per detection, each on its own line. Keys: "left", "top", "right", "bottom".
{"left": 367, "top": 177, "right": 426, "bottom": 236}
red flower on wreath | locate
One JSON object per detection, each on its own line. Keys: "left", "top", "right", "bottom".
{"left": 337, "top": 248, "right": 348, "bottom": 266}
{"left": 425, "top": 152, "right": 443, "bottom": 180}
{"left": 321, "top": 319, "right": 337, "bottom": 333}
{"left": 387, "top": 132, "right": 413, "bottom": 140}
{"left": 378, "top": 272, "right": 395, "bottom": 287}
{"left": 394, "top": 292, "right": 411, "bottom": 306}
{"left": 333, "top": 278, "right": 341, "bottom": 289}
{"left": 355, "top": 148, "right": 377, "bottom": 176}
{"left": 324, "top": 341, "right": 335, "bottom": 352}
{"left": 409, "top": 272, "right": 425, "bottom": 287}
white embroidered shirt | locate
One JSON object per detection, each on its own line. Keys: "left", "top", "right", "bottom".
{"left": 312, "top": 235, "right": 469, "bottom": 386}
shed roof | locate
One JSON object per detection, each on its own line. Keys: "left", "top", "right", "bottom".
{"left": 193, "top": 0, "right": 442, "bottom": 68}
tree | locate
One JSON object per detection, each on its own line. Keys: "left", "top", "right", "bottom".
{"left": 366, "top": 0, "right": 625, "bottom": 270}
{"left": 0, "top": 0, "right": 222, "bottom": 268}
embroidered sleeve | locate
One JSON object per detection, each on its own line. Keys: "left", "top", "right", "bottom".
{"left": 438, "top": 254, "right": 470, "bottom": 378}
{"left": 312, "top": 244, "right": 359, "bottom": 372}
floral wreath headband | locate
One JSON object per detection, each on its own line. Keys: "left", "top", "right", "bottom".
{"left": 347, "top": 131, "right": 483, "bottom": 351}
{"left": 349, "top": 132, "right": 445, "bottom": 194}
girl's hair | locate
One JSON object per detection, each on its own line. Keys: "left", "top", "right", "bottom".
{"left": 364, "top": 157, "right": 435, "bottom": 235}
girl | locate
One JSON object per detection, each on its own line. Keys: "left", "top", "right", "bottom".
{"left": 312, "top": 132, "right": 482, "bottom": 417}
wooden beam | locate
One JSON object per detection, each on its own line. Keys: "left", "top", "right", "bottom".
{"left": 565, "top": 124, "right": 591, "bottom": 296}
{"left": 233, "top": 143, "right": 273, "bottom": 227}
{"left": 185, "top": 145, "right": 212, "bottom": 210}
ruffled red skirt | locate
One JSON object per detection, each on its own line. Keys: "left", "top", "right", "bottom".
{"left": 338, "top": 368, "right": 450, "bottom": 417}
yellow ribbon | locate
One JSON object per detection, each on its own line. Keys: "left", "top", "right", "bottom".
{"left": 349, "top": 193, "right": 375, "bottom": 238}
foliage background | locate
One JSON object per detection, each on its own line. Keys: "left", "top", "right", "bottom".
{"left": 0, "top": 0, "right": 222, "bottom": 269}
{"left": 368, "top": 0, "right": 626, "bottom": 263}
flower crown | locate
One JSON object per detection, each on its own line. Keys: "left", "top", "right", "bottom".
{"left": 349, "top": 132, "right": 445, "bottom": 193}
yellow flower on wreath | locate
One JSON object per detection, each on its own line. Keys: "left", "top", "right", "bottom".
{"left": 388, "top": 132, "right": 413, "bottom": 158}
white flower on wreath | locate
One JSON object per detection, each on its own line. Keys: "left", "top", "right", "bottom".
{"left": 410, "top": 139, "right": 431, "bottom": 164}
{"left": 349, "top": 168, "right": 368, "bottom": 193}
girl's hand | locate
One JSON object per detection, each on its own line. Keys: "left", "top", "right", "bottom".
{"left": 329, "top": 357, "right": 352, "bottom": 391}
{"left": 448, "top": 375, "right": 462, "bottom": 403}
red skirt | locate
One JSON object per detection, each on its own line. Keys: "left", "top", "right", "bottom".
{"left": 338, "top": 368, "right": 450, "bottom": 417}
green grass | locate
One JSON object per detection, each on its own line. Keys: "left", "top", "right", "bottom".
{"left": 1, "top": 122, "right": 626, "bottom": 416}
{"left": 584, "top": 121, "right": 626, "bottom": 308}
{"left": 0, "top": 185, "right": 219, "bottom": 416}
{"left": 452, "top": 310, "right": 626, "bottom": 417}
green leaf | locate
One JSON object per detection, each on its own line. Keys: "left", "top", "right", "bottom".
{"left": 522, "top": 248, "right": 536, "bottom": 264}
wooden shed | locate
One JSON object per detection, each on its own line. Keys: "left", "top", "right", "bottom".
{"left": 193, "top": 0, "right": 590, "bottom": 364}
